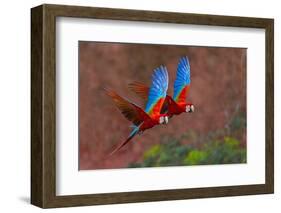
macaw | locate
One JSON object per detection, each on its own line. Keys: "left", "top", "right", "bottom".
{"left": 105, "top": 66, "right": 169, "bottom": 155}
{"left": 128, "top": 56, "right": 194, "bottom": 118}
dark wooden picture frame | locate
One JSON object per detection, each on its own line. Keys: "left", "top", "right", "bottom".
{"left": 31, "top": 4, "right": 274, "bottom": 208}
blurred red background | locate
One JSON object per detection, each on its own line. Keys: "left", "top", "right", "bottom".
{"left": 78, "top": 42, "right": 246, "bottom": 170}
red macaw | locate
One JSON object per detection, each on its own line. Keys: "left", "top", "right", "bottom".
{"left": 128, "top": 56, "right": 194, "bottom": 118}
{"left": 105, "top": 66, "right": 169, "bottom": 155}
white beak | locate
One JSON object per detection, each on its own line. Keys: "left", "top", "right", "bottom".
{"left": 164, "top": 116, "right": 168, "bottom": 124}
{"left": 190, "top": 105, "right": 194, "bottom": 112}
{"left": 159, "top": 116, "right": 164, "bottom": 124}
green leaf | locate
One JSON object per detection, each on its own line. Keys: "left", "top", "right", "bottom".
{"left": 183, "top": 150, "right": 207, "bottom": 165}
{"left": 143, "top": 144, "right": 161, "bottom": 159}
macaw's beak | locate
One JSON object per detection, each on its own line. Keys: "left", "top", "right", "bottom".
{"left": 189, "top": 105, "right": 195, "bottom": 113}
{"left": 164, "top": 116, "right": 169, "bottom": 124}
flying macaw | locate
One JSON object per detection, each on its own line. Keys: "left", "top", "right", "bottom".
{"left": 128, "top": 56, "right": 194, "bottom": 118}
{"left": 105, "top": 66, "right": 169, "bottom": 155}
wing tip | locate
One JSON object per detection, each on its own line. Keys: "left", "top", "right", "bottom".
{"left": 179, "top": 56, "right": 189, "bottom": 64}
{"left": 152, "top": 65, "right": 169, "bottom": 87}
{"left": 178, "top": 56, "right": 190, "bottom": 71}
{"left": 104, "top": 87, "right": 115, "bottom": 98}
{"left": 128, "top": 81, "right": 146, "bottom": 90}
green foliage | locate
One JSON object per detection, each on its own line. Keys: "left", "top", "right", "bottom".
{"left": 144, "top": 144, "right": 161, "bottom": 159}
{"left": 128, "top": 110, "right": 247, "bottom": 168}
{"left": 183, "top": 150, "right": 207, "bottom": 165}
{"left": 200, "top": 137, "right": 246, "bottom": 165}
{"left": 129, "top": 136, "right": 246, "bottom": 168}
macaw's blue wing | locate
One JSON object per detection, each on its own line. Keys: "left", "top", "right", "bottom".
{"left": 173, "top": 56, "right": 191, "bottom": 104}
{"left": 145, "top": 66, "right": 169, "bottom": 117}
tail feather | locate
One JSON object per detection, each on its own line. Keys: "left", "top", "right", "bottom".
{"left": 108, "top": 124, "right": 141, "bottom": 156}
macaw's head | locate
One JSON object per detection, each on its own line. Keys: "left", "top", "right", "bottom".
{"left": 159, "top": 115, "right": 169, "bottom": 124}
{"left": 185, "top": 103, "right": 195, "bottom": 113}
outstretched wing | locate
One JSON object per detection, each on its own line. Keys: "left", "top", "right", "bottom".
{"left": 128, "top": 81, "right": 149, "bottom": 101}
{"left": 129, "top": 81, "right": 170, "bottom": 114}
{"left": 145, "top": 66, "right": 169, "bottom": 117}
{"left": 105, "top": 89, "right": 150, "bottom": 126}
{"left": 173, "top": 56, "right": 191, "bottom": 104}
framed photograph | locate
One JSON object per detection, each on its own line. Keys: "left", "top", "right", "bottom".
{"left": 31, "top": 4, "right": 274, "bottom": 208}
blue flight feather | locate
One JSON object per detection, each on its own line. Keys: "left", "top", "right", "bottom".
{"left": 173, "top": 56, "right": 191, "bottom": 100}
{"left": 145, "top": 66, "right": 169, "bottom": 114}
